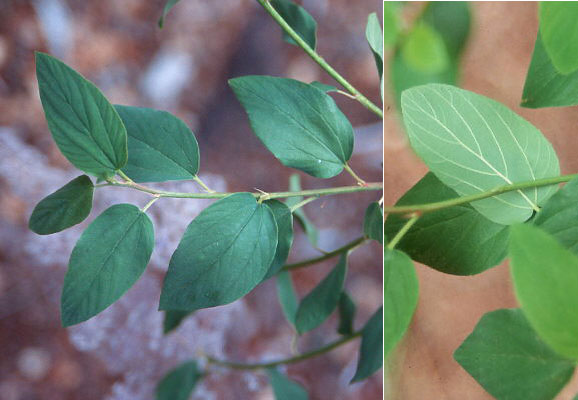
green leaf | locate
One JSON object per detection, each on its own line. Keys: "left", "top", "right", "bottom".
{"left": 401, "top": 84, "right": 560, "bottom": 225}
{"left": 29, "top": 175, "right": 94, "bottom": 235}
{"left": 294, "top": 254, "right": 347, "bottom": 334}
{"left": 454, "top": 308, "right": 575, "bottom": 400}
{"left": 382, "top": 2, "right": 400, "bottom": 48}
{"left": 163, "top": 309, "right": 194, "bottom": 334}
{"left": 384, "top": 173, "right": 509, "bottom": 275}
{"left": 114, "top": 105, "right": 199, "bottom": 183}
{"left": 267, "top": 368, "right": 308, "bottom": 400}
{"left": 270, "top": 0, "right": 317, "bottom": 50}
{"left": 156, "top": 361, "right": 202, "bottom": 400}
{"left": 363, "top": 202, "right": 384, "bottom": 244}
{"left": 263, "top": 200, "right": 294, "bottom": 279}
{"left": 158, "top": 0, "right": 181, "bottom": 28}
{"left": 351, "top": 306, "right": 383, "bottom": 383}
{"left": 159, "top": 193, "right": 277, "bottom": 311}
{"left": 384, "top": 249, "right": 418, "bottom": 361}
{"left": 35, "top": 52, "right": 127, "bottom": 178}
{"left": 534, "top": 178, "right": 578, "bottom": 255}
{"left": 539, "top": 2, "right": 578, "bottom": 74}
{"left": 229, "top": 76, "right": 354, "bottom": 178}
{"left": 337, "top": 291, "right": 356, "bottom": 336}
{"left": 510, "top": 224, "right": 578, "bottom": 359}
{"left": 61, "top": 204, "right": 154, "bottom": 326}
{"left": 277, "top": 270, "right": 299, "bottom": 328}
{"left": 286, "top": 174, "right": 319, "bottom": 247}
{"left": 309, "top": 81, "right": 338, "bottom": 93}
{"left": 521, "top": 33, "right": 578, "bottom": 108}
{"left": 365, "top": 12, "right": 383, "bottom": 79}
{"left": 402, "top": 23, "right": 449, "bottom": 74}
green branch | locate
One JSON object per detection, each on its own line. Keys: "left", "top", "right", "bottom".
{"left": 282, "top": 236, "right": 367, "bottom": 271}
{"left": 206, "top": 331, "right": 362, "bottom": 370}
{"left": 383, "top": 174, "right": 578, "bottom": 215}
{"left": 257, "top": 0, "right": 383, "bottom": 119}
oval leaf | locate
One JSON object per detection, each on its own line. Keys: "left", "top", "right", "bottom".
{"left": 114, "top": 105, "right": 200, "bottom": 183}
{"left": 294, "top": 254, "right": 347, "bottom": 334}
{"left": 363, "top": 202, "right": 384, "bottom": 244}
{"left": 351, "top": 306, "right": 383, "bottom": 383}
{"left": 277, "top": 271, "right": 299, "bottom": 328}
{"left": 263, "top": 200, "right": 294, "bottom": 279}
{"left": 539, "top": 2, "right": 578, "bottom": 75}
{"left": 510, "top": 224, "right": 578, "bottom": 359}
{"left": 156, "top": 361, "right": 202, "bottom": 400}
{"left": 35, "top": 52, "right": 127, "bottom": 178}
{"left": 159, "top": 193, "right": 277, "bottom": 311}
{"left": 270, "top": 0, "right": 317, "bottom": 50}
{"left": 61, "top": 204, "right": 154, "bottom": 326}
{"left": 384, "top": 173, "right": 509, "bottom": 275}
{"left": 384, "top": 249, "right": 418, "bottom": 361}
{"left": 401, "top": 84, "right": 560, "bottom": 225}
{"left": 402, "top": 23, "right": 449, "bottom": 74}
{"left": 337, "top": 291, "right": 356, "bottom": 336}
{"left": 267, "top": 368, "right": 308, "bottom": 400}
{"left": 29, "top": 175, "right": 94, "bottom": 235}
{"left": 229, "top": 76, "right": 354, "bottom": 178}
{"left": 455, "top": 308, "right": 575, "bottom": 400}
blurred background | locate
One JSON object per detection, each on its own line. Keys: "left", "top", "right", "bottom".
{"left": 0, "top": 0, "right": 383, "bottom": 399}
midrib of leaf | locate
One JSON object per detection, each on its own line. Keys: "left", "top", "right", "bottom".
{"left": 129, "top": 131, "right": 192, "bottom": 175}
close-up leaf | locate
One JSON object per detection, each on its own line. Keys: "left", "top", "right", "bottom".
{"left": 402, "top": 22, "right": 449, "bottom": 74}
{"left": 155, "top": 361, "right": 202, "bottom": 400}
{"left": 383, "top": 249, "right": 418, "bottom": 361}
{"left": 294, "top": 254, "right": 347, "bottom": 334}
{"left": 229, "top": 76, "right": 354, "bottom": 178}
{"left": 309, "top": 81, "right": 338, "bottom": 93}
{"left": 158, "top": 0, "right": 180, "bottom": 28}
{"left": 363, "top": 201, "right": 384, "bottom": 244}
{"left": 159, "top": 193, "right": 277, "bottom": 311}
{"left": 61, "top": 204, "right": 154, "bottom": 326}
{"left": 351, "top": 306, "right": 383, "bottom": 383}
{"left": 454, "top": 308, "right": 575, "bottom": 400}
{"left": 384, "top": 173, "right": 509, "bottom": 275}
{"left": 538, "top": 2, "right": 578, "bottom": 75}
{"left": 270, "top": 0, "right": 317, "bottom": 50}
{"left": 35, "top": 52, "right": 127, "bottom": 178}
{"left": 365, "top": 12, "right": 383, "bottom": 78}
{"left": 382, "top": 2, "right": 400, "bottom": 48}
{"left": 114, "top": 105, "right": 200, "bottom": 183}
{"left": 510, "top": 224, "right": 578, "bottom": 359}
{"left": 336, "top": 291, "right": 356, "bottom": 336}
{"left": 263, "top": 200, "right": 294, "bottom": 279}
{"left": 401, "top": 84, "right": 560, "bottom": 225}
{"left": 267, "top": 368, "right": 308, "bottom": 400}
{"left": 29, "top": 175, "right": 94, "bottom": 235}
{"left": 277, "top": 270, "right": 299, "bottom": 328}
{"left": 163, "top": 309, "right": 194, "bottom": 334}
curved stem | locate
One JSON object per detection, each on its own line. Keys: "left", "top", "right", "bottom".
{"left": 289, "top": 196, "right": 319, "bottom": 212}
{"left": 256, "top": 0, "right": 383, "bottom": 119}
{"left": 193, "top": 175, "right": 215, "bottom": 193}
{"left": 383, "top": 174, "right": 578, "bottom": 215}
{"left": 206, "top": 331, "right": 362, "bottom": 370}
{"left": 344, "top": 164, "right": 367, "bottom": 186}
{"left": 387, "top": 213, "right": 419, "bottom": 250}
{"left": 282, "top": 236, "right": 367, "bottom": 271}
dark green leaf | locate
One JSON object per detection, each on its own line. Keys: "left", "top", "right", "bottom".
{"left": 363, "top": 202, "right": 383, "bottom": 244}
{"left": 309, "top": 81, "right": 338, "bottom": 93}
{"left": 402, "top": 23, "right": 449, "bottom": 74}
{"left": 163, "top": 309, "right": 194, "bottom": 334}
{"left": 534, "top": 178, "right": 578, "bottom": 254}
{"left": 384, "top": 249, "right": 418, "bottom": 360}
{"left": 159, "top": 193, "right": 277, "bottom": 311}
{"left": 538, "top": 2, "right": 578, "bottom": 74}
{"left": 267, "top": 368, "right": 308, "bottom": 400}
{"left": 454, "top": 308, "right": 575, "bottom": 400}
{"left": 277, "top": 270, "right": 298, "bottom": 328}
{"left": 510, "top": 224, "right": 578, "bottom": 359}
{"left": 286, "top": 174, "right": 319, "bottom": 247}
{"left": 35, "top": 52, "right": 127, "bottom": 178}
{"left": 263, "top": 200, "right": 294, "bottom": 279}
{"left": 384, "top": 173, "right": 509, "bottom": 275}
{"left": 337, "top": 291, "right": 356, "bottom": 335}
{"left": 229, "top": 76, "right": 354, "bottom": 178}
{"left": 351, "top": 306, "right": 383, "bottom": 383}
{"left": 29, "top": 175, "right": 94, "bottom": 235}
{"left": 114, "top": 105, "right": 199, "bottom": 183}
{"left": 270, "top": 0, "right": 317, "bottom": 49}
{"left": 294, "top": 254, "right": 347, "bottom": 334}
{"left": 521, "top": 33, "right": 578, "bottom": 109}
{"left": 156, "top": 361, "right": 202, "bottom": 400}
{"left": 61, "top": 204, "right": 154, "bottom": 326}
{"left": 365, "top": 12, "right": 383, "bottom": 78}
{"left": 158, "top": 0, "right": 181, "bottom": 28}
{"left": 401, "top": 84, "right": 560, "bottom": 225}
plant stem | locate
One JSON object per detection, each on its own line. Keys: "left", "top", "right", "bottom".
{"left": 193, "top": 175, "right": 215, "bottom": 193}
{"left": 256, "top": 0, "right": 383, "bottom": 119}
{"left": 117, "top": 170, "right": 135, "bottom": 183}
{"left": 383, "top": 174, "right": 578, "bottom": 215}
{"left": 98, "top": 180, "right": 382, "bottom": 200}
{"left": 387, "top": 213, "right": 419, "bottom": 250}
{"left": 282, "top": 236, "right": 367, "bottom": 271}
{"left": 206, "top": 331, "right": 362, "bottom": 370}
{"left": 289, "top": 196, "right": 319, "bottom": 212}
{"left": 344, "top": 163, "right": 367, "bottom": 186}
{"left": 141, "top": 196, "right": 160, "bottom": 212}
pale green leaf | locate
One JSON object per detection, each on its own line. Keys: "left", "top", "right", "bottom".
{"left": 337, "top": 291, "right": 356, "bottom": 336}
{"left": 61, "top": 204, "right": 154, "bottom": 326}
{"left": 539, "top": 2, "right": 578, "bottom": 74}
{"left": 267, "top": 368, "right": 308, "bottom": 400}
{"left": 156, "top": 361, "right": 202, "bottom": 400}
{"left": 263, "top": 200, "right": 294, "bottom": 279}
{"left": 401, "top": 84, "right": 560, "bottom": 225}
{"left": 159, "top": 193, "right": 277, "bottom": 311}
{"left": 351, "top": 306, "right": 383, "bottom": 382}
{"left": 363, "top": 202, "right": 383, "bottom": 244}
{"left": 270, "top": 0, "right": 317, "bottom": 50}
{"left": 382, "top": 2, "right": 400, "bottom": 48}
{"left": 365, "top": 12, "right": 383, "bottom": 78}
{"left": 402, "top": 23, "right": 449, "bottom": 74}
{"left": 277, "top": 270, "right": 298, "bottom": 328}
